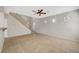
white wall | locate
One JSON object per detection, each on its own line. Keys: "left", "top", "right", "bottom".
{"left": 6, "top": 14, "right": 31, "bottom": 37}
{"left": 0, "top": 12, "right": 4, "bottom": 28}
{"left": 35, "top": 9, "right": 79, "bottom": 41}
{"left": 0, "top": 7, "right": 5, "bottom": 52}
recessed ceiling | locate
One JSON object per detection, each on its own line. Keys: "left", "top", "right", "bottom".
{"left": 4, "top": 6, "right": 79, "bottom": 18}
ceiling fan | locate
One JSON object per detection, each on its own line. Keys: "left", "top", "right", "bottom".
{"left": 32, "top": 9, "right": 47, "bottom": 16}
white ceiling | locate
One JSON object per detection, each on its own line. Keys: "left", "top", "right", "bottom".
{"left": 4, "top": 6, "right": 79, "bottom": 18}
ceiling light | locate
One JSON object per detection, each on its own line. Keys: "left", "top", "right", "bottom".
{"left": 52, "top": 18, "right": 56, "bottom": 23}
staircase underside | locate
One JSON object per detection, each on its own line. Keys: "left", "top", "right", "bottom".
{"left": 2, "top": 33, "right": 79, "bottom": 53}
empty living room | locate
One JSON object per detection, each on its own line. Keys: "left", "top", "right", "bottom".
{"left": 0, "top": 6, "right": 79, "bottom": 53}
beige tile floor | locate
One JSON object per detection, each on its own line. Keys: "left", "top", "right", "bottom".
{"left": 2, "top": 33, "right": 79, "bottom": 53}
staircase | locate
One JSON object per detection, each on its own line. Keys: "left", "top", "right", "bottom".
{"left": 10, "top": 12, "right": 32, "bottom": 30}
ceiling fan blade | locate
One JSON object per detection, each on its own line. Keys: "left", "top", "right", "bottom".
{"left": 40, "top": 13, "right": 46, "bottom": 14}
{"left": 38, "top": 9, "right": 43, "bottom": 13}
{"left": 40, "top": 9, "right": 43, "bottom": 12}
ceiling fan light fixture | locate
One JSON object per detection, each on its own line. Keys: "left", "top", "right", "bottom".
{"left": 32, "top": 9, "right": 46, "bottom": 16}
